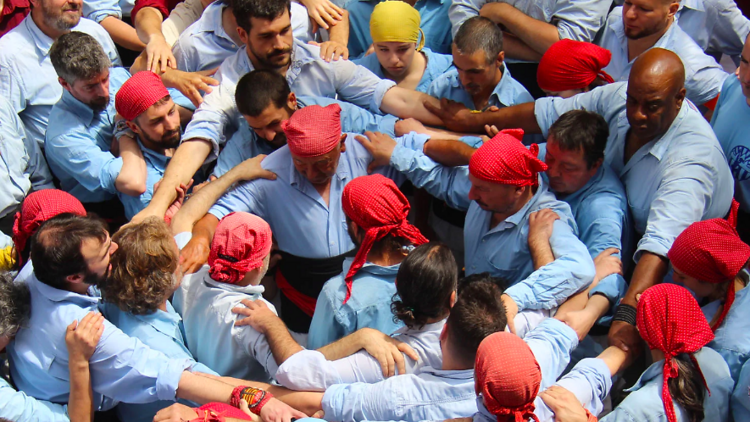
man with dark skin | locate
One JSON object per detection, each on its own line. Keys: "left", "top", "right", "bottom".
{"left": 423, "top": 48, "right": 734, "bottom": 355}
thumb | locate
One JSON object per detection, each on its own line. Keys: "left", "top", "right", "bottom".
{"left": 199, "top": 67, "right": 219, "bottom": 76}
{"left": 603, "top": 247, "right": 620, "bottom": 256}
{"left": 259, "top": 170, "right": 277, "bottom": 180}
{"left": 67, "top": 320, "right": 78, "bottom": 332}
{"left": 308, "top": 40, "right": 320, "bottom": 46}
{"left": 239, "top": 399, "right": 252, "bottom": 415}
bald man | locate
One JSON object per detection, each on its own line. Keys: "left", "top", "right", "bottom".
{"left": 427, "top": 48, "right": 734, "bottom": 354}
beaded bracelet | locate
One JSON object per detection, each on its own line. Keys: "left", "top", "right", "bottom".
{"left": 612, "top": 304, "right": 637, "bottom": 326}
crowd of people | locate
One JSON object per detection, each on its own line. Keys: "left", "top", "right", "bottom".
{"left": 0, "top": 0, "right": 749, "bottom": 420}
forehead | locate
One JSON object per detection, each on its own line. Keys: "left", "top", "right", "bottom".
{"left": 546, "top": 137, "right": 585, "bottom": 161}
{"left": 626, "top": 73, "right": 671, "bottom": 101}
{"left": 141, "top": 97, "right": 174, "bottom": 120}
{"left": 80, "top": 233, "right": 108, "bottom": 258}
{"left": 75, "top": 69, "right": 110, "bottom": 87}
{"left": 452, "top": 46, "right": 488, "bottom": 68}
{"left": 245, "top": 103, "right": 288, "bottom": 127}
{"left": 375, "top": 42, "right": 413, "bottom": 49}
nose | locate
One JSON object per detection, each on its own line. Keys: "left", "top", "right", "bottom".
{"left": 262, "top": 129, "right": 277, "bottom": 142}
{"left": 468, "top": 186, "right": 479, "bottom": 201}
{"left": 624, "top": 5, "right": 637, "bottom": 20}
{"left": 546, "top": 162, "right": 561, "bottom": 178}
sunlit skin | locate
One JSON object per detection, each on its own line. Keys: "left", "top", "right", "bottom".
{"left": 127, "top": 97, "right": 182, "bottom": 154}
{"left": 59, "top": 69, "right": 111, "bottom": 113}
{"left": 738, "top": 35, "right": 750, "bottom": 106}
{"left": 244, "top": 94, "right": 297, "bottom": 149}
{"left": 291, "top": 135, "right": 347, "bottom": 186}
{"left": 467, "top": 173, "right": 525, "bottom": 214}
{"left": 545, "top": 137, "right": 602, "bottom": 195}
{"left": 374, "top": 42, "right": 427, "bottom": 89}
{"left": 452, "top": 45, "right": 504, "bottom": 110}
{"left": 621, "top": 0, "right": 677, "bottom": 40}
{"left": 237, "top": 8, "right": 294, "bottom": 72}
{"left": 65, "top": 234, "right": 119, "bottom": 294}
{"left": 30, "top": 0, "right": 82, "bottom": 37}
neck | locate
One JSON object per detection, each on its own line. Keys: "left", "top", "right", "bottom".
{"left": 31, "top": 9, "right": 69, "bottom": 40}
{"left": 222, "top": 7, "right": 243, "bottom": 45}
{"left": 472, "top": 66, "right": 503, "bottom": 110}
{"left": 491, "top": 186, "right": 535, "bottom": 228}
{"left": 246, "top": 46, "right": 291, "bottom": 75}
{"left": 627, "top": 18, "right": 672, "bottom": 61}
{"left": 651, "top": 348, "right": 666, "bottom": 362}
{"left": 157, "top": 301, "right": 168, "bottom": 312}
{"left": 441, "top": 349, "right": 472, "bottom": 371}
{"left": 365, "top": 246, "right": 406, "bottom": 268}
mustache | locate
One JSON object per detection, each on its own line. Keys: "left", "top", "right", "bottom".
{"left": 269, "top": 48, "right": 292, "bottom": 57}
{"left": 62, "top": 4, "right": 81, "bottom": 11}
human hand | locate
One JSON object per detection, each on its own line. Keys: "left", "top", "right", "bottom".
{"left": 593, "top": 248, "right": 623, "bottom": 282}
{"left": 146, "top": 35, "right": 177, "bottom": 73}
{"left": 230, "top": 155, "right": 277, "bottom": 182}
{"left": 395, "top": 118, "right": 428, "bottom": 137}
{"left": 608, "top": 320, "right": 643, "bottom": 355}
{"left": 364, "top": 43, "right": 375, "bottom": 56}
{"left": 164, "top": 181, "right": 193, "bottom": 225}
{"left": 501, "top": 294, "right": 519, "bottom": 334}
{"left": 356, "top": 327, "right": 419, "bottom": 377}
{"left": 180, "top": 234, "right": 211, "bottom": 274}
{"left": 299, "top": 0, "right": 344, "bottom": 29}
{"left": 310, "top": 40, "right": 349, "bottom": 62}
{"left": 423, "top": 98, "right": 475, "bottom": 132}
{"left": 153, "top": 403, "right": 200, "bottom": 422}
{"left": 355, "top": 131, "right": 398, "bottom": 173}
{"left": 65, "top": 312, "right": 105, "bottom": 362}
{"left": 528, "top": 209, "right": 560, "bottom": 246}
{"left": 557, "top": 308, "right": 598, "bottom": 342}
{"left": 485, "top": 124, "right": 500, "bottom": 138}
{"left": 160, "top": 68, "right": 219, "bottom": 107}
{"left": 232, "top": 299, "right": 282, "bottom": 334}
{"left": 539, "top": 386, "right": 590, "bottom": 422}
{"left": 243, "top": 397, "right": 308, "bottom": 422}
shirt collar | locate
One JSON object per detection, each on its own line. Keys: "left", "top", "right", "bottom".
{"left": 488, "top": 65, "right": 519, "bottom": 108}
{"left": 625, "top": 358, "right": 670, "bottom": 392}
{"left": 199, "top": 2, "right": 235, "bottom": 44}
{"left": 59, "top": 89, "right": 99, "bottom": 126}
{"left": 642, "top": 100, "right": 691, "bottom": 161}
{"left": 201, "top": 271, "right": 267, "bottom": 296}
{"left": 138, "top": 139, "right": 172, "bottom": 169}
{"left": 29, "top": 268, "right": 100, "bottom": 306}
{"left": 132, "top": 302, "right": 184, "bottom": 338}
{"left": 342, "top": 256, "right": 401, "bottom": 276}
{"left": 24, "top": 13, "right": 56, "bottom": 56}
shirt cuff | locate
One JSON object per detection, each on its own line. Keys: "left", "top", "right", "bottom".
{"left": 321, "top": 384, "right": 349, "bottom": 421}
{"left": 634, "top": 237, "right": 670, "bottom": 263}
{"left": 459, "top": 136, "right": 484, "bottom": 148}
{"left": 275, "top": 350, "right": 329, "bottom": 391}
{"left": 389, "top": 143, "right": 421, "bottom": 172}
{"left": 504, "top": 282, "right": 536, "bottom": 313}
{"left": 371, "top": 80, "right": 398, "bottom": 114}
{"left": 182, "top": 128, "right": 222, "bottom": 163}
{"left": 100, "top": 156, "right": 125, "bottom": 194}
{"left": 156, "top": 358, "right": 194, "bottom": 401}
{"left": 377, "top": 114, "right": 399, "bottom": 138}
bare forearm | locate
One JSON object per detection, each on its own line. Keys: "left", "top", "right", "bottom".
{"left": 171, "top": 168, "right": 243, "bottom": 233}
{"left": 327, "top": 10, "right": 349, "bottom": 45}
{"left": 318, "top": 330, "right": 364, "bottom": 360}
{"left": 134, "top": 7, "right": 165, "bottom": 45}
{"left": 500, "top": 33, "right": 543, "bottom": 62}
{"left": 177, "top": 371, "right": 235, "bottom": 404}
{"left": 481, "top": 4, "right": 559, "bottom": 56}
{"left": 115, "top": 136, "right": 147, "bottom": 196}
{"left": 149, "top": 139, "right": 212, "bottom": 216}
{"left": 463, "top": 102, "right": 540, "bottom": 134}
{"left": 529, "top": 238, "right": 554, "bottom": 270}
{"left": 423, "top": 139, "right": 476, "bottom": 167}
{"left": 621, "top": 252, "right": 668, "bottom": 307}
{"left": 67, "top": 360, "right": 94, "bottom": 422}
{"left": 266, "top": 387, "right": 324, "bottom": 416}
{"left": 100, "top": 16, "right": 146, "bottom": 51}
{"left": 261, "top": 319, "right": 304, "bottom": 365}
{"left": 597, "top": 346, "right": 632, "bottom": 376}
{"left": 381, "top": 89, "right": 443, "bottom": 127}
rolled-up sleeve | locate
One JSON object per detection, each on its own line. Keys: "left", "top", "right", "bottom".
{"left": 321, "top": 379, "right": 400, "bottom": 422}
{"left": 552, "top": 0, "right": 609, "bottom": 42}
{"left": 45, "top": 132, "right": 123, "bottom": 195}
{"left": 276, "top": 349, "right": 387, "bottom": 391}
{"left": 534, "top": 357, "right": 612, "bottom": 421}
{"left": 448, "top": 0, "right": 485, "bottom": 37}
{"left": 338, "top": 101, "right": 398, "bottom": 137}
{"left": 330, "top": 59, "right": 396, "bottom": 114}
{"left": 0, "top": 378, "right": 70, "bottom": 422}
{"left": 524, "top": 318, "right": 579, "bottom": 390}
{"left": 534, "top": 83, "right": 626, "bottom": 137}
{"left": 83, "top": 0, "right": 122, "bottom": 22}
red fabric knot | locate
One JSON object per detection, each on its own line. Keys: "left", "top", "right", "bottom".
{"left": 281, "top": 103, "right": 342, "bottom": 157}
{"left": 537, "top": 39, "right": 614, "bottom": 93}
{"left": 469, "top": 129, "right": 547, "bottom": 187}
{"left": 474, "top": 332, "right": 541, "bottom": 422}
{"left": 115, "top": 71, "right": 169, "bottom": 121}
{"left": 208, "top": 212, "right": 273, "bottom": 284}
{"left": 195, "top": 402, "right": 254, "bottom": 420}
{"left": 12, "top": 189, "right": 86, "bottom": 265}
{"left": 667, "top": 218, "right": 750, "bottom": 331}
{"left": 341, "top": 174, "right": 428, "bottom": 304}
{"left": 636, "top": 284, "right": 715, "bottom": 422}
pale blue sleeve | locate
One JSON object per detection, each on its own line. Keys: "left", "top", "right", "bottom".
{"left": 534, "top": 358, "right": 612, "bottom": 421}
{"left": 275, "top": 349, "right": 387, "bottom": 391}
{"left": 553, "top": 0, "right": 609, "bottom": 42}
{"left": 308, "top": 283, "right": 349, "bottom": 350}
{"left": 524, "top": 318, "right": 579, "bottom": 390}
{"left": 448, "top": 0, "right": 486, "bottom": 37}
{"left": 212, "top": 129, "right": 253, "bottom": 178}
{"left": 321, "top": 377, "right": 401, "bottom": 421}
{"left": 534, "top": 83, "right": 626, "bottom": 137}
{"left": 83, "top": 0, "right": 122, "bottom": 22}
{"left": 208, "top": 182, "right": 262, "bottom": 220}
{"left": 388, "top": 142, "right": 473, "bottom": 211}
{"left": 0, "top": 377, "right": 70, "bottom": 422}
{"left": 45, "top": 132, "right": 123, "bottom": 195}
{"left": 15, "top": 104, "right": 54, "bottom": 190}
{"left": 337, "top": 101, "right": 398, "bottom": 137}
{"left": 330, "top": 59, "right": 397, "bottom": 114}
{"left": 709, "top": 0, "right": 750, "bottom": 57}
{"left": 505, "top": 219, "right": 595, "bottom": 311}
{"left": 732, "top": 358, "right": 750, "bottom": 421}
{"left": 233, "top": 324, "right": 279, "bottom": 379}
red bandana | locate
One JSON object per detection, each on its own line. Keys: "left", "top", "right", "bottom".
{"left": 281, "top": 103, "right": 342, "bottom": 157}
{"left": 208, "top": 212, "right": 273, "bottom": 284}
{"left": 537, "top": 39, "right": 614, "bottom": 93}
{"left": 469, "top": 129, "right": 547, "bottom": 187}
{"left": 115, "top": 71, "right": 169, "bottom": 121}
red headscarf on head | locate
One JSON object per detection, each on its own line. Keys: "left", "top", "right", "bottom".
{"left": 341, "top": 174, "right": 428, "bottom": 303}
{"left": 537, "top": 39, "right": 614, "bottom": 93}
{"left": 667, "top": 218, "right": 750, "bottom": 331}
{"left": 469, "top": 129, "right": 548, "bottom": 187}
{"left": 115, "top": 71, "right": 170, "bottom": 121}
{"left": 636, "top": 284, "right": 715, "bottom": 422}
{"left": 12, "top": 189, "right": 86, "bottom": 264}
{"left": 281, "top": 103, "right": 343, "bottom": 157}
{"left": 475, "top": 331, "right": 541, "bottom": 422}
{"left": 208, "top": 212, "right": 273, "bottom": 285}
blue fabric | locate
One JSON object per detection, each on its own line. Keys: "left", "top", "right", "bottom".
{"left": 212, "top": 95, "right": 399, "bottom": 178}
{"left": 117, "top": 141, "right": 171, "bottom": 219}
{"left": 83, "top": 0, "right": 135, "bottom": 22}
{"left": 45, "top": 67, "right": 132, "bottom": 203}
{"left": 8, "top": 267, "right": 195, "bottom": 411}
{"left": 388, "top": 143, "right": 595, "bottom": 311}
{"left": 711, "top": 75, "right": 750, "bottom": 213}
{"left": 676, "top": 0, "right": 750, "bottom": 59}
{"left": 0, "top": 15, "right": 121, "bottom": 148}
{"left": 182, "top": 39, "right": 396, "bottom": 162}
{"left": 353, "top": 48, "right": 453, "bottom": 93}
{"left": 427, "top": 66, "right": 533, "bottom": 111}
{"left": 342, "top": 0, "right": 453, "bottom": 59}
{"left": 0, "top": 96, "right": 54, "bottom": 219}
{"left": 705, "top": 286, "right": 750, "bottom": 384}
{"left": 732, "top": 357, "right": 750, "bottom": 421}
{"left": 308, "top": 258, "right": 403, "bottom": 350}
{"left": 100, "top": 301, "right": 218, "bottom": 422}
{"left": 600, "top": 347, "right": 733, "bottom": 422}
{"left": 597, "top": 7, "right": 728, "bottom": 106}
{"left": 535, "top": 82, "right": 734, "bottom": 261}
{"left": 0, "top": 374, "right": 70, "bottom": 422}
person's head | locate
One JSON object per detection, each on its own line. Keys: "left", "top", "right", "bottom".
{"left": 30, "top": 0, "right": 82, "bottom": 35}
{"left": 457, "top": 272, "right": 508, "bottom": 295}
{"left": 12, "top": 189, "right": 86, "bottom": 268}
{"left": 282, "top": 103, "right": 346, "bottom": 186}
{"left": 468, "top": 129, "right": 547, "bottom": 214}
{"left": 392, "top": 243, "right": 458, "bottom": 328}
{"left": 104, "top": 217, "right": 180, "bottom": 315}
{"left": 235, "top": 70, "right": 295, "bottom": 148}
{"left": 441, "top": 279, "right": 507, "bottom": 368}
{"left": 537, "top": 39, "right": 614, "bottom": 98}
{"left": 668, "top": 218, "right": 750, "bottom": 331}
{"left": 342, "top": 174, "right": 428, "bottom": 303}
{"left": 116, "top": 71, "right": 181, "bottom": 151}
{"left": 474, "top": 331, "right": 541, "bottom": 422}
{"left": 452, "top": 17, "right": 504, "bottom": 96}
{"left": 50, "top": 32, "right": 111, "bottom": 112}
{"left": 544, "top": 110, "right": 609, "bottom": 194}
{"left": 30, "top": 214, "right": 116, "bottom": 292}
{"left": 208, "top": 212, "right": 273, "bottom": 287}
{"left": 0, "top": 273, "right": 31, "bottom": 351}
{"left": 232, "top": 0, "right": 293, "bottom": 70}
{"left": 626, "top": 48, "right": 686, "bottom": 142}
{"left": 369, "top": 1, "right": 424, "bottom": 79}
{"left": 738, "top": 33, "right": 750, "bottom": 104}
{"left": 621, "top": 0, "right": 679, "bottom": 41}
{"left": 637, "top": 284, "right": 714, "bottom": 422}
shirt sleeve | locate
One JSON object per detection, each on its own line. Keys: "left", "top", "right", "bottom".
{"left": 505, "top": 219, "right": 596, "bottom": 311}
{"left": 82, "top": 0, "right": 122, "bottom": 22}
{"left": 0, "top": 60, "right": 26, "bottom": 115}
{"left": 21, "top": 122, "right": 54, "bottom": 191}
{"left": 321, "top": 377, "right": 402, "bottom": 421}
{"left": 307, "top": 286, "right": 349, "bottom": 350}
{"left": 337, "top": 101, "right": 398, "bottom": 138}
{"left": 552, "top": 0, "right": 609, "bottom": 42}
{"left": 683, "top": 58, "right": 728, "bottom": 105}
{"left": 208, "top": 181, "right": 264, "bottom": 220}
{"left": 0, "top": 378, "right": 71, "bottom": 422}
{"left": 45, "top": 132, "right": 123, "bottom": 195}
{"left": 275, "top": 349, "right": 387, "bottom": 391}
{"left": 232, "top": 300, "right": 280, "bottom": 378}
{"left": 708, "top": 0, "right": 750, "bottom": 57}
{"left": 329, "top": 58, "right": 397, "bottom": 114}
{"left": 524, "top": 318, "right": 579, "bottom": 390}
{"left": 448, "top": 0, "right": 485, "bottom": 37}
{"left": 534, "top": 358, "right": 612, "bottom": 421}
{"left": 534, "top": 83, "right": 626, "bottom": 137}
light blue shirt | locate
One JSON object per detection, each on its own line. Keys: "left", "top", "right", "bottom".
{"left": 0, "top": 375, "right": 70, "bottom": 422}
{"left": 535, "top": 82, "right": 734, "bottom": 260}
{"left": 0, "top": 95, "right": 54, "bottom": 220}
{"left": 597, "top": 7, "right": 728, "bottom": 106}
{"left": 45, "top": 67, "right": 131, "bottom": 204}
{"left": 600, "top": 347, "right": 733, "bottom": 422}
{"left": 732, "top": 358, "right": 750, "bottom": 421}
{"left": 711, "top": 75, "right": 750, "bottom": 213}
{"left": 308, "top": 258, "right": 403, "bottom": 350}
{"left": 676, "top": 0, "right": 750, "bottom": 59}
{"left": 341, "top": 0, "right": 453, "bottom": 59}
{"left": 212, "top": 95, "right": 399, "bottom": 178}
{"left": 427, "top": 66, "right": 533, "bottom": 111}
{"left": 353, "top": 49, "right": 453, "bottom": 94}
{"left": 100, "top": 301, "right": 218, "bottom": 422}
{"left": 448, "top": 0, "right": 610, "bottom": 45}
{"left": 0, "top": 14, "right": 121, "bottom": 148}
{"left": 8, "top": 266, "right": 196, "bottom": 410}
{"left": 83, "top": 0, "right": 135, "bottom": 22}
{"left": 388, "top": 143, "right": 595, "bottom": 312}
{"left": 183, "top": 39, "right": 396, "bottom": 161}
{"left": 172, "top": 266, "right": 280, "bottom": 381}
{"left": 118, "top": 141, "right": 171, "bottom": 219}
{"left": 703, "top": 285, "right": 750, "bottom": 384}
{"left": 209, "top": 134, "right": 400, "bottom": 258}
{"left": 173, "top": 1, "right": 315, "bottom": 72}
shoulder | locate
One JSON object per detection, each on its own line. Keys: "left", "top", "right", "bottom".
{"left": 73, "top": 17, "right": 111, "bottom": 39}
{"left": 424, "top": 49, "right": 454, "bottom": 73}
{"left": 428, "top": 68, "right": 459, "bottom": 93}
{"left": 0, "top": 24, "right": 32, "bottom": 57}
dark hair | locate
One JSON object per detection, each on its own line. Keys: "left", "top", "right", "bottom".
{"left": 30, "top": 215, "right": 108, "bottom": 289}
{"left": 457, "top": 272, "right": 508, "bottom": 295}
{"left": 50, "top": 32, "right": 111, "bottom": 84}
{"left": 446, "top": 279, "right": 507, "bottom": 366}
{"left": 0, "top": 272, "right": 31, "bottom": 338}
{"left": 454, "top": 17, "right": 503, "bottom": 64}
{"left": 231, "top": 0, "right": 291, "bottom": 33}
{"left": 668, "top": 353, "right": 707, "bottom": 422}
{"left": 235, "top": 70, "right": 292, "bottom": 117}
{"left": 391, "top": 243, "right": 458, "bottom": 328}
{"left": 548, "top": 109, "right": 609, "bottom": 169}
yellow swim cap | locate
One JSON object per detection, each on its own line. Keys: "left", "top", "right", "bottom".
{"left": 369, "top": 1, "right": 425, "bottom": 51}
